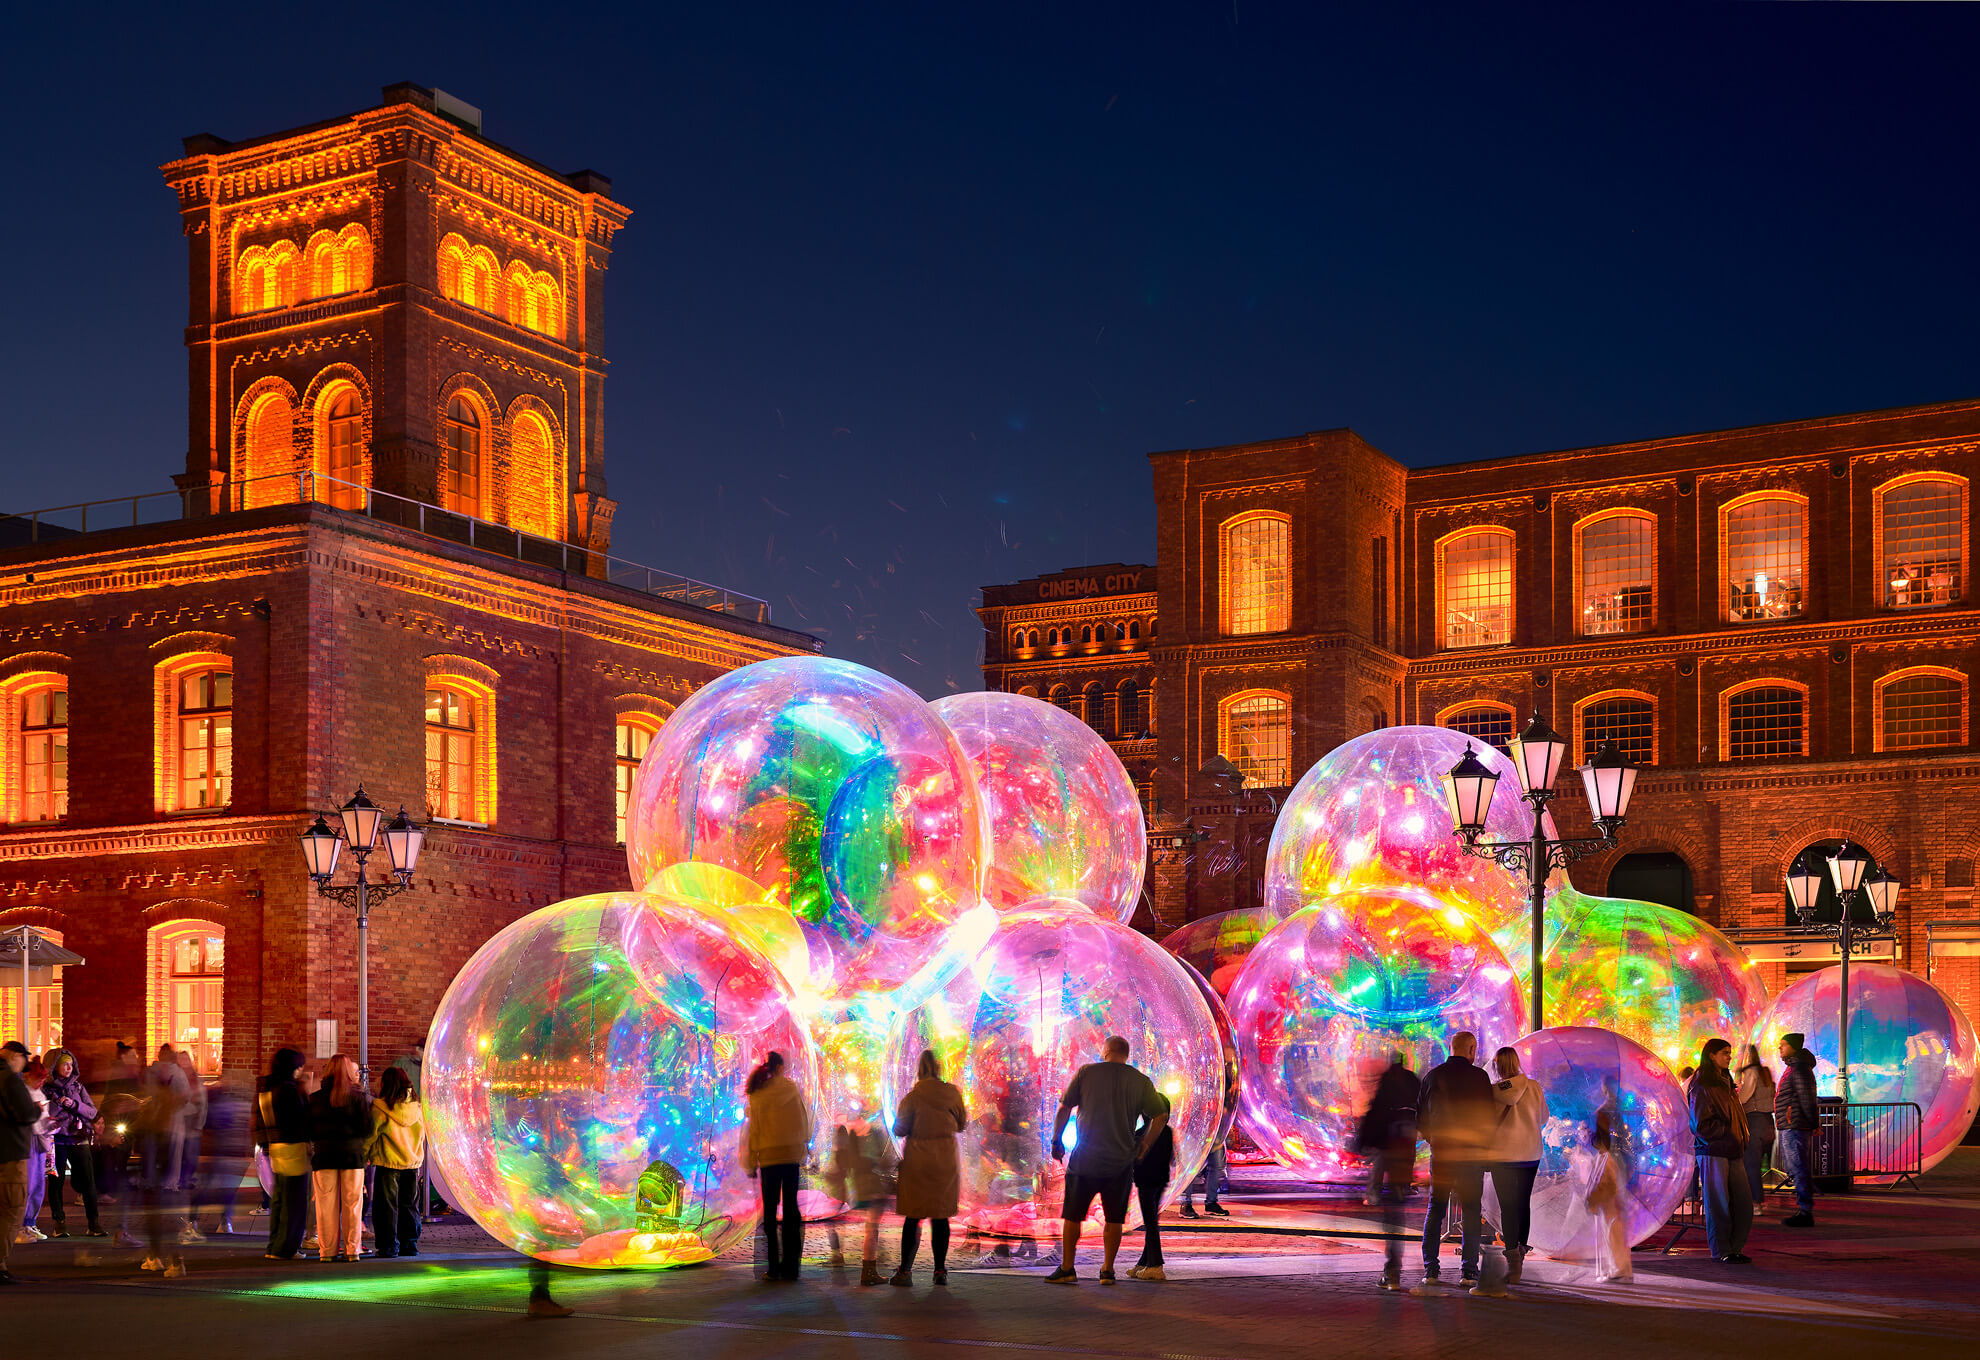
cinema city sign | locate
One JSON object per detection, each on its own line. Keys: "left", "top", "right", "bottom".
{"left": 1038, "top": 569, "right": 1147, "bottom": 600}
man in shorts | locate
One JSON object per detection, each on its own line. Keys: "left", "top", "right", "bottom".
{"left": 1045, "top": 1035, "right": 1167, "bottom": 1285}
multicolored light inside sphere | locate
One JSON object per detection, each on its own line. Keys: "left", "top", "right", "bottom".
{"left": 1161, "top": 907, "right": 1275, "bottom": 996}
{"left": 1753, "top": 964, "right": 1980, "bottom": 1174}
{"left": 888, "top": 900, "right": 1223, "bottom": 1235}
{"left": 424, "top": 893, "right": 813, "bottom": 1268}
{"left": 1540, "top": 888, "right": 1770, "bottom": 1075}
{"left": 1229, "top": 886, "right": 1526, "bottom": 1180}
{"left": 931, "top": 691, "right": 1146, "bottom": 921}
{"left": 1263, "top": 727, "right": 1553, "bottom": 950}
{"left": 1496, "top": 1026, "right": 1691, "bottom": 1258}
{"left": 624, "top": 657, "right": 988, "bottom": 999}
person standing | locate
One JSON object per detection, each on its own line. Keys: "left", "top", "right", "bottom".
{"left": 1688, "top": 1038, "right": 1753, "bottom": 1264}
{"left": 891, "top": 1049, "right": 967, "bottom": 1288}
{"left": 1180, "top": 1079, "right": 1234, "bottom": 1219}
{"left": 1486, "top": 1046, "right": 1547, "bottom": 1285}
{"left": 1045, "top": 1035, "right": 1167, "bottom": 1286}
{"left": 1774, "top": 1032, "right": 1819, "bottom": 1227}
{"left": 1357, "top": 1051, "right": 1420, "bottom": 1292}
{"left": 740, "top": 1051, "right": 812, "bottom": 1283}
{"left": 252, "top": 1049, "right": 313, "bottom": 1260}
{"left": 0, "top": 1041, "right": 38, "bottom": 1283}
{"left": 17, "top": 1059, "right": 51, "bottom": 1244}
{"left": 368, "top": 1066, "right": 425, "bottom": 1258}
{"left": 388, "top": 1040, "right": 424, "bottom": 1100}
{"left": 1735, "top": 1044, "right": 1777, "bottom": 1211}
{"left": 41, "top": 1049, "right": 102, "bottom": 1238}
{"left": 1127, "top": 1092, "right": 1174, "bottom": 1281}
{"left": 1413, "top": 1032, "right": 1493, "bottom": 1290}
{"left": 308, "top": 1055, "right": 371, "bottom": 1262}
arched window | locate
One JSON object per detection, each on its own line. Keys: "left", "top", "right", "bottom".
{"left": 1876, "top": 668, "right": 1966, "bottom": 751}
{"left": 468, "top": 246, "right": 499, "bottom": 311}
{"left": 506, "top": 410, "right": 561, "bottom": 538}
{"left": 1119, "top": 680, "right": 1143, "bottom": 737}
{"left": 338, "top": 224, "right": 372, "bottom": 294}
{"left": 1723, "top": 683, "right": 1806, "bottom": 761}
{"left": 1082, "top": 682, "right": 1108, "bottom": 735}
{"left": 1115, "top": 622, "right": 1128, "bottom": 642}
{"left": 504, "top": 262, "right": 535, "bottom": 327}
{"left": 320, "top": 387, "right": 365, "bottom": 509}
{"left": 1441, "top": 702, "right": 1515, "bottom": 755}
{"left": 1220, "top": 513, "right": 1291, "bottom": 635}
{"left": 425, "top": 685, "right": 481, "bottom": 822}
{"left": 615, "top": 716, "right": 663, "bottom": 844}
{"left": 1724, "top": 494, "right": 1806, "bottom": 621}
{"left": 1049, "top": 684, "right": 1074, "bottom": 712}
{"left": 267, "top": 241, "right": 300, "bottom": 309}
{"left": 1220, "top": 692, "right": 1291, "bottom": 788}
{"left": 1577, "top": 511, "right": 1656, "bottom": 635}
{"left": 1128, "top": 620, "right": 1141, "bottom": 640}
{"left": 437, "top": 234, "right": 469, "bottom": 302}
{"left": 149, "top": 921, "right": 224, "bottom": 1077}
{"left": 1027, "top": 629, "right": 1040, "bottom": 649}
{"left": 241, "top": 392, "right": 295, "bottom": 508}
{"left": 441, "top": 396, "right": 483, "bottom": 517}
{"left": 19, "top": 681, "right": 67, "bottom": 822}
{"left": 177, "top": 669, "right": 233, "bottom": 809}
{"left": 1878, "top": 476, "right": 1965, "bottom": 610}
{"left": 1577, "top": 692, "right": 1656, "bottom": 767}
{"left": 532, "top": 274, "right": 562, "bottom": 337}
{"left": 235, "top": 247, "right": 270, "bottom": 314}
{"left": 1438, "top": 529, "right": 1514, "bottom": 649}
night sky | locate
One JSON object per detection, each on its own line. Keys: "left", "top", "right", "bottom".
{"left": 6, "top": 4, "right": 1978, "bottom": 695}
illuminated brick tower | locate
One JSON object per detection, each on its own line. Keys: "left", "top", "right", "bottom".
{"left": 161, "top": 83, "right": 628, "bottom": 555}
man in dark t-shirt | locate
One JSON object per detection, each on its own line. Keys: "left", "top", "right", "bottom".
{"left": 1046, "top": 1035, "right": 1166, "bottom": 1285}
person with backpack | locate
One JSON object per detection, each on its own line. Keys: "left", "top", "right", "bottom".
{"left": 1357, "top": 1051, "right": 1420, "bottom": 1292}
{"left": 1773, "top": 1032, "right": 1819, "bottom": 1227}
{"left": 252, "top": 1048, "right": 312, "bottom": 1260}
{"left": 368, "top": 1065, "right": 425, "bottom": 1258}
{"left": 41, "top": 1048, "right": 103, "bottom": 1238}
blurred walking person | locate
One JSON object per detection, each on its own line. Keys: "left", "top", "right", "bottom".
{"left": 136, "top": 1044, "right": 192, "bottom": 1275}
{"left": 891, "top": 1049, "right": 967, "bottom": 1287}
{"left": 368, "top": 1065, "right": 425, "bottom": 1258}
{"left": 1735, "top": 1044, "right": 1777, "bottom": 1210}
{"left": 0, "top": 1041, "right": 38, "bottom": 1283}
{"left": 253, "top": 1048, "right": 312, "bottom": 1260}
{"left": 1127, "top": 1091, "right": 1174, "bottom": 1281}
{"left": 1774, "top": 1032, "right": 1819, "bottom": 1227}
{"left": 41, "top": 1048, "right": 103, "bottom": 1238}
{"left": 1584, "top": 1110, "right": 1631, "bottom": 1282}
{"left": 1689, "top": 1037, "right": 1753, "bottom": 1264}
{"left": 1413, "top": 1032, "right": 1493, "bottom": 1291}
{"left": 192, "top": 1074, "right": 250, "bottom": 1236}
{"left": 1356, "top": 1051, "right": 1420, "bottom": 1292}
{"left": 309, "top": 1056, "right": 371, "bottom": 1262}
{"left": 174, "top": 1050, "right": 208, "bottom": 1244}
{"left": 825, "top": 1110, "right": 896, "bottom": 1284}
{"left": 1486, "top": 1046, "right": 1547, "bottom": 1285}
{"left": 1045, "top": 1035, "right": 1167, "bottom": 1286}
{"left": 740, "top": 1051, "right": 812, "bottom": 1282}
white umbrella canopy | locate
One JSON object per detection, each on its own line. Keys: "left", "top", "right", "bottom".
{"left": 0, "top": 928, "right": 85, "bottom": 968}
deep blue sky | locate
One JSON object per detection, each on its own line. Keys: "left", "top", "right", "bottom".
{"left": 6, "top": 4, "right": 1978, "bottom": 695}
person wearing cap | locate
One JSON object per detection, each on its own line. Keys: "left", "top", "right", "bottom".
{"left": 1, "top": 1041, "right": 39, "bottom": 1284}
{"left": 1774, "top": 1032, "right": 1819, "bottom": 1227}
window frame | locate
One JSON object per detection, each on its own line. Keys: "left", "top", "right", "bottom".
{"left": 1436, "top": 700, "right": 1517, "bottom": 755}
{"left": 1218, "top": 511, "right": 1293, "bottom": 636}
{"left": 1218, "top": 688, "right": 1292, "bottom": 789}
{"left": 148, "top": 919, "right": 224, "bottom": 1078}
{"left": 1874, "top": 472, "right": 1968, "bottom": 612}
{"left": 1573, "top": 509, "right": 1658, "bottom": 637}
{"left": 1, "top": 669, "right": 69, "bottom": 825}
{"left": 1873, "top": 665, "right": 1968, "bottom": 753}
{"left": 441, "top": 394, "right": 485, "bottom": 517}
{"left": 1573, "top": 689, "right": 1658, "bottom": 767}
{"left": 614, "top": 713, "right": 665, "bottom": 845}
{"left": 1720, "top": 679, "right": 1810, "bottom": 762}
{"left": 1720, "top": 491, "right": 1810, "bottom": 623}
{"left": 1435, "top": 525, "right": 1516, "bottom": 650}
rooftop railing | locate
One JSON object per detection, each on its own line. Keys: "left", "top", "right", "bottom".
{"left": 1, "top": 471, "right": 772, "bottom": 623}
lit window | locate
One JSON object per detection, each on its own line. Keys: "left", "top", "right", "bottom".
{"left": 1221, "top": 692, "right": 1290, "bottom": 788}
{"left": 179, "top": 670, "right": 233, "bottom": 809}
{"left": 1879, "top": 671, "right": 1965, "bottom": 751}
{"left": 438, "top": 234, "right": 468, "bottom": 301}
{"left": 20, "top": 684, "right": 68, "bottom": 823}
{"left": 323, "top": 388, "right": 364, "bottom": 509}
{"left": 1221, "top": 514, "right": 1291, "bottom": 635}
{"left": 1725, "top": 497, "right": 1804, "bottom": 621}
{"left": 1581, "top": 695, "right": 1655, "bottom": 767}
{"left": 1880, "top": 478, "right": 1964, "bottom": 609}
{"left": 1579, "top": 514, "right": 1655, "bottom": 635}
{"left": 615, "top": 718, "right": 661, "bottom": 844}
{"left": 1726, "top": 685, "right": 1804, "bottom": 761}
{"left": 1443, "top": 705, "right": 1514, "bottom": 755}
{"left": 426, "top": 686, "right": 478, "bottom": 821}
{"left": 1439, "top": 530, "right": 1513, "bottom": 648}
{"left": 442, "top": 396, "right": 482, "bottom": 516}
{"left": 151, "top": 924, "right": 223, "bottom": 1077}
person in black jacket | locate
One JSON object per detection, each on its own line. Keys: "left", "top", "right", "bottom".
{"left": 252, "top": 1048, "right": 313, "bottom": 1260}
{"left": 1688, "top": 1037, "right": 1753, "bottom": 1264}
{"left": 1358, "top": 1052, "right": 1420, "bottom": 1292}
{"left": 1, "top": 1041, "right": 39, "bottom": 1284}
{"left": 308, "top": 1055, "right": 372, "bottom": 1262}
{"left": 1127, "top": 1092, "right": 1175, "bottom": 1281}
{"left": 1773, "top": 1033, "right": 1819, "bottom": 1227}
{"left": 1413, "top": 1032, "right": 1494, "bottom": 1290}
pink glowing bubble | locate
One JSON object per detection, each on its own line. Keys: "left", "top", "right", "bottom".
{"left": 1753, "top": 964, "right": 1979, "bottom": 1176}
{"left": 931, "top": 691, "right": 1146, "bottom": 921}
{"left": 1161, "top": 907, "right": 1275, "bottom": 996}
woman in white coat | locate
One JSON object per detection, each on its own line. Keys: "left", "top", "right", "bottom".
{"left": 1486, "top": 1046, "right": 1548, "bottom": 1283}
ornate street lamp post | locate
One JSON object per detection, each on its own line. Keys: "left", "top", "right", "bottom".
{"left": 300, "top": 787, "right": 424, "bottom": 1079}
{"left": 1783, "top": 843, "right": 1901, "bottom": 1105}
{"left": 1442, "top": 714, "right": 1639, "bottom": 1032}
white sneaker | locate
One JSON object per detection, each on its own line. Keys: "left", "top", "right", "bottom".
{"left": 1132, "top": 1265, "right": 1166, "bottom": 1281}
{"left": 178, "top": 1226, "right": 208, "bottom": 1245}
{"left": 13, "top": 1228, "right": 42, "bottom": 1244}
{"left": 163, "top": 1259, "right": 189, "bottom": 1278}
{"left": 142, "top": 1255, "right": 166, "bottom": 1271}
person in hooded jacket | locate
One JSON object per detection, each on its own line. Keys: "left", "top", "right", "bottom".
{"left": 40, "top": 1048, "right": 102, "bottom": 1238}
{"left": 1486, "top": 1046, "right": 1548, "bottom": 1285}
{"left": 891, "top": 1049, "right": 967, "bottom": 1287}
{"left": 252, "top": 1048, "right": 313, "bottom": 1260}
{"left": 1773, "top": 1032, "right": 1819, "bottom": 1226}
{"left": 740, "top": 1052, "right": 812, "bottom": 1282}
{"left": 1688, "top": 1037, "right": 1752, "bottom": 1264}
{"left": 368, "top": 1065, "right": 425, "bottom": 1258}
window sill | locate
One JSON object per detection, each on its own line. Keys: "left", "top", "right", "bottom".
{"left": 428, "top": 816, "right": 489, "bottom": 830}
{"left": 161, "top": 805, "right": 233, "bottom": 818}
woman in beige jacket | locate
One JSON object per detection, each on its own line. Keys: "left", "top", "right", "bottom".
{"left": 741, "top": 1051, "right": 813, "bottom": 1282}
{"left": 890, "top": 1049, "right": 967, "bottom": 1287}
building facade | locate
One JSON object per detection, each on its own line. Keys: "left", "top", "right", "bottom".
{"left": 0, "top": 87, "right": 819, "bottom": 1079}
{"left": 983, "top": 403, "right": 1980, "bottom": 1022}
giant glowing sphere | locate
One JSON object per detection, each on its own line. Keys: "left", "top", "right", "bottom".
{"left": 425, "top": 892, "right": 814, "bottom": 1268}
{"left": 1228, "top": 886, "right": 1526, "bottom": 1181}
{"left": 1493, "top": 1026, "right": 1691, "bottom": 1258}
{"left": 1541, "top": 889, "right": 1770, "bottom": 1076}
{"left": 888, "top": 900, "right": 1223, "bottom": 1235}
{"left": 931, "top": 691, "right": 1146, "bottom": 921}
{"left": 1161, "top": 908, "right": 1276, "bottom": 996}
{"left": 625, "top": 657, "right": 988, "bottom": 998}
{"left": 1175, "top": 956, "right": 1242, "bottom": 1150}
{"left": 1263, "top": 726, "right": 1552, "bottom": 948}
{"left": 1752, "top": 964, "right": 1979, "bottom": 1175}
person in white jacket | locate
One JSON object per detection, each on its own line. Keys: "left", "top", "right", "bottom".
{"left": 1486, "top": 1047, "right": 1548, "bottom": 1284}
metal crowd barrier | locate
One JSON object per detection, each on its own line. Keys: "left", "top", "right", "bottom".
{"left": 1838, "top": 1101, "right": 1924, "bottom": 1188}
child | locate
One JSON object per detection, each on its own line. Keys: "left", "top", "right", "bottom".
{"left": 1585, "top": 1110, "right": 1631, "bottom": 1282}
{"left": 826, "top": 1115, "right": 898, "bottom": 1286}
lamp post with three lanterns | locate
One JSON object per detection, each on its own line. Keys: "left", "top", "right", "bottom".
{"left": 1784, "top": 843, "right": 1901, "bottom": 1105}
{"left": 298, "top": 787, "right": 424, "bottom": 1080}
{"left": 1441, "top": 713, "right": 1640, "bottom": 1033}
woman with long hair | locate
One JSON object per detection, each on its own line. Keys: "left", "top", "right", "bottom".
{"left": 368, "top": 1065, "right": 425, "bottom": 1258}
{"left": 890, "top": 1048, "right": 967, "bottom": 1288}
{"left": 1486, "top": 1045, "right": 1548, "bottom": 1284}
{"left": 1734, "top": 1043, "right": 1777, "bottom": 1209}
{"left": 40, "top": 1048, "right": 102, "bottom": 1238}
{"left": 740, "top": 1051, "right": 812, "bottom": 1282}
{"left": 1687, "top": 1038, "right": 1753, "bottom": 1265}
{"left": 308, "top": 1055, "right": 371, "bottom": 1262}
{"left": 252, "top": 1047, "right": 313, "bottom": 1260}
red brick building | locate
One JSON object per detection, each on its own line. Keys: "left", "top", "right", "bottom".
{"left": 982, "top": 405, "right": 1980, "bottom": 1022}
{"left": 0, "top": 86, "right": 818, "bottom": 1079}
